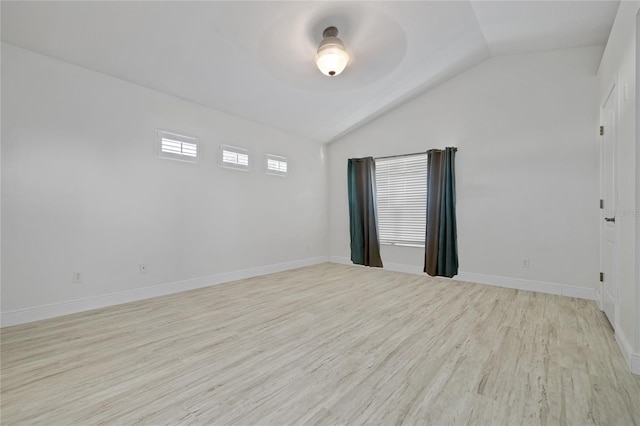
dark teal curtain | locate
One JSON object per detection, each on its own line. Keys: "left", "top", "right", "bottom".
{"left": 424, "top": 147, "right": 458, "bottom": 277}
{"left": 347, "top": 158, "right": 383, "bottom": 267}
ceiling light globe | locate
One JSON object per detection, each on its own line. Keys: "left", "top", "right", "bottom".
{"left": 314, "top": 27, "right": 350, "bottom": 77}
{"left": 315, "top": 46, "right": 350, "bottom": 76}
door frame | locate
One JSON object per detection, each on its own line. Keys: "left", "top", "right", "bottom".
{"left": 599, "top": 78, "right": 619, "bottom": 327}
{"left": 635, "top": 10, "right": 640, "bottom": 360}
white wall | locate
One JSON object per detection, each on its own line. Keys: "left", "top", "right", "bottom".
{"left": 328, "top": 46, "right": 601, "bottom": 298}
{"left": 597, "top": 1, "right": 640, "bottom": 365}
{"left": 1, "top": 43, "right": 328, "bottom": 320}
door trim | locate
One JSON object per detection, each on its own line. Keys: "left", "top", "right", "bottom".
{"left": 599, "top": 78, "right": 619, "bottom": 328}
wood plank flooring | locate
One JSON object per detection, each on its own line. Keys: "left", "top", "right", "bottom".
{"left": 2, "top": 263, "right": 639, "bottom": 425}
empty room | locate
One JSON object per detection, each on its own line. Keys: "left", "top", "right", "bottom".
{"left": 1, "top": 1, "right": 640, "bottom": 424}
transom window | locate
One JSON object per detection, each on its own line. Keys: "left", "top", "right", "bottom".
{"left": 220, "top": 144, "right": 250, "bottom": 171}
{"left": 265, "top": 154, "right": 288, "bottom": 177}
{"left": 156, "top": 130, "right": 199, "bottom": 163}
{"left": 375, "top": 153, "right": 428, "bottom": 247}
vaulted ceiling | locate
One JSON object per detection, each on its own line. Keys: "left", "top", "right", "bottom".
{"left": 1, "top": 1, "right": 619, "bottom": 143}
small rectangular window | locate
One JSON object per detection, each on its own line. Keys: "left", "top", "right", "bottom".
{"left": 375, "top": 153, "right": 428, "bottom": 247}
{"left": 220, "top": 144, "right": 250, "bottom": 171}
{"left": 156, "top": 130, "right": 199, "bottom": 163}
{"left": 265, "top": 154, "right": 288, "bottom": 177}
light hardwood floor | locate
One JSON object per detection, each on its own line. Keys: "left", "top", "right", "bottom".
{"left": 2, "top": 263, "right": 639, "bottom": 425}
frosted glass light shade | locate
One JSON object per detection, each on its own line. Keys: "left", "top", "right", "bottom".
{"left": 314, "top": 27, "right": 350, "bottom": 77}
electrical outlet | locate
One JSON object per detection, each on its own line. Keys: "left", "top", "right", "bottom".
{"left": 73, "top": 272, "right": 83, "bottom": 283}
{"left": 139, "top": 264, "right": 147, "bottom": 274}
{"left": 522, "top": 258, "right": 529, "bottom": 268}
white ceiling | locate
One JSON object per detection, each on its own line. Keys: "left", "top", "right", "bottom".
{"left": 1, "top": 1, "right": 619, "bottom": 143}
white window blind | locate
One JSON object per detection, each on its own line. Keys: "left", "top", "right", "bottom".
{"left": 375, "top": 153, "right": 428, "bottom": 247}
{"left": 265, "top": 154, "right": 288, "bottom": 177}
{"left": 220, "top": 145, "right": 250, "bottom": 171}
{"left": 156, "top": 130, "right": 198, "bottom": 163}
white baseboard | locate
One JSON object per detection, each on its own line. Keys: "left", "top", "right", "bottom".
{"left": 328, "top": 256, "right": 595, "bottom": 300}
{"left": 1, "top": 256, "right": 329, "bottom": 328}
{"left": 456, "top": 271, "right": 596, "bottom": 300}
{"left": 594, "top": 286, "right": 603, "bottom": 310}
{"left": 615, "top": 327, "right": 640, "bottom": 376}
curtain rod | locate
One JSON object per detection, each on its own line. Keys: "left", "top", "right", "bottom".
{"left": 374, "top": 148, "right": 456, "bottom": 161}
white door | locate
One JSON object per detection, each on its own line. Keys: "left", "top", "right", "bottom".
{"left": 601, "top": 85, "right": 618, "bottom": 328}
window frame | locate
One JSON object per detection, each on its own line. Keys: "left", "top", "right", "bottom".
{"left": 155, "top": 130, "right": 199, "bottom": 163}
{"left": 374, "top": 152, "right": 428, "bottom": 248}
{"left": 219, "top": 144, "right": 251, "bottom": 172}
{"left": 265, "top": 153, "right": 288, "bottom": 177}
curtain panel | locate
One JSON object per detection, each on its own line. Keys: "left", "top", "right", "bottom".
{"left": 347, "top": 157, "right": 383, "bottom": 267}
{"left": 424, "top": 147, "right": 458, "bottom": 277}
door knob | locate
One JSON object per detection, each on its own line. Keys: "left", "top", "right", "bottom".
{"left": 605, "top": 217, "right": 616, "bottom": 223}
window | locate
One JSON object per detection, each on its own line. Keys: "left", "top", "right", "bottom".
{"left": 156, "top": 130, "right": 199, "bottom": 162}
{"left": 375, "top": 153, "right": 428, "bottom": 247}
{"left": 220, "top": 144, "right": 250, "bottom": 171}
{"left": 265, "top": 154, "right": 288, "bottom": 177}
